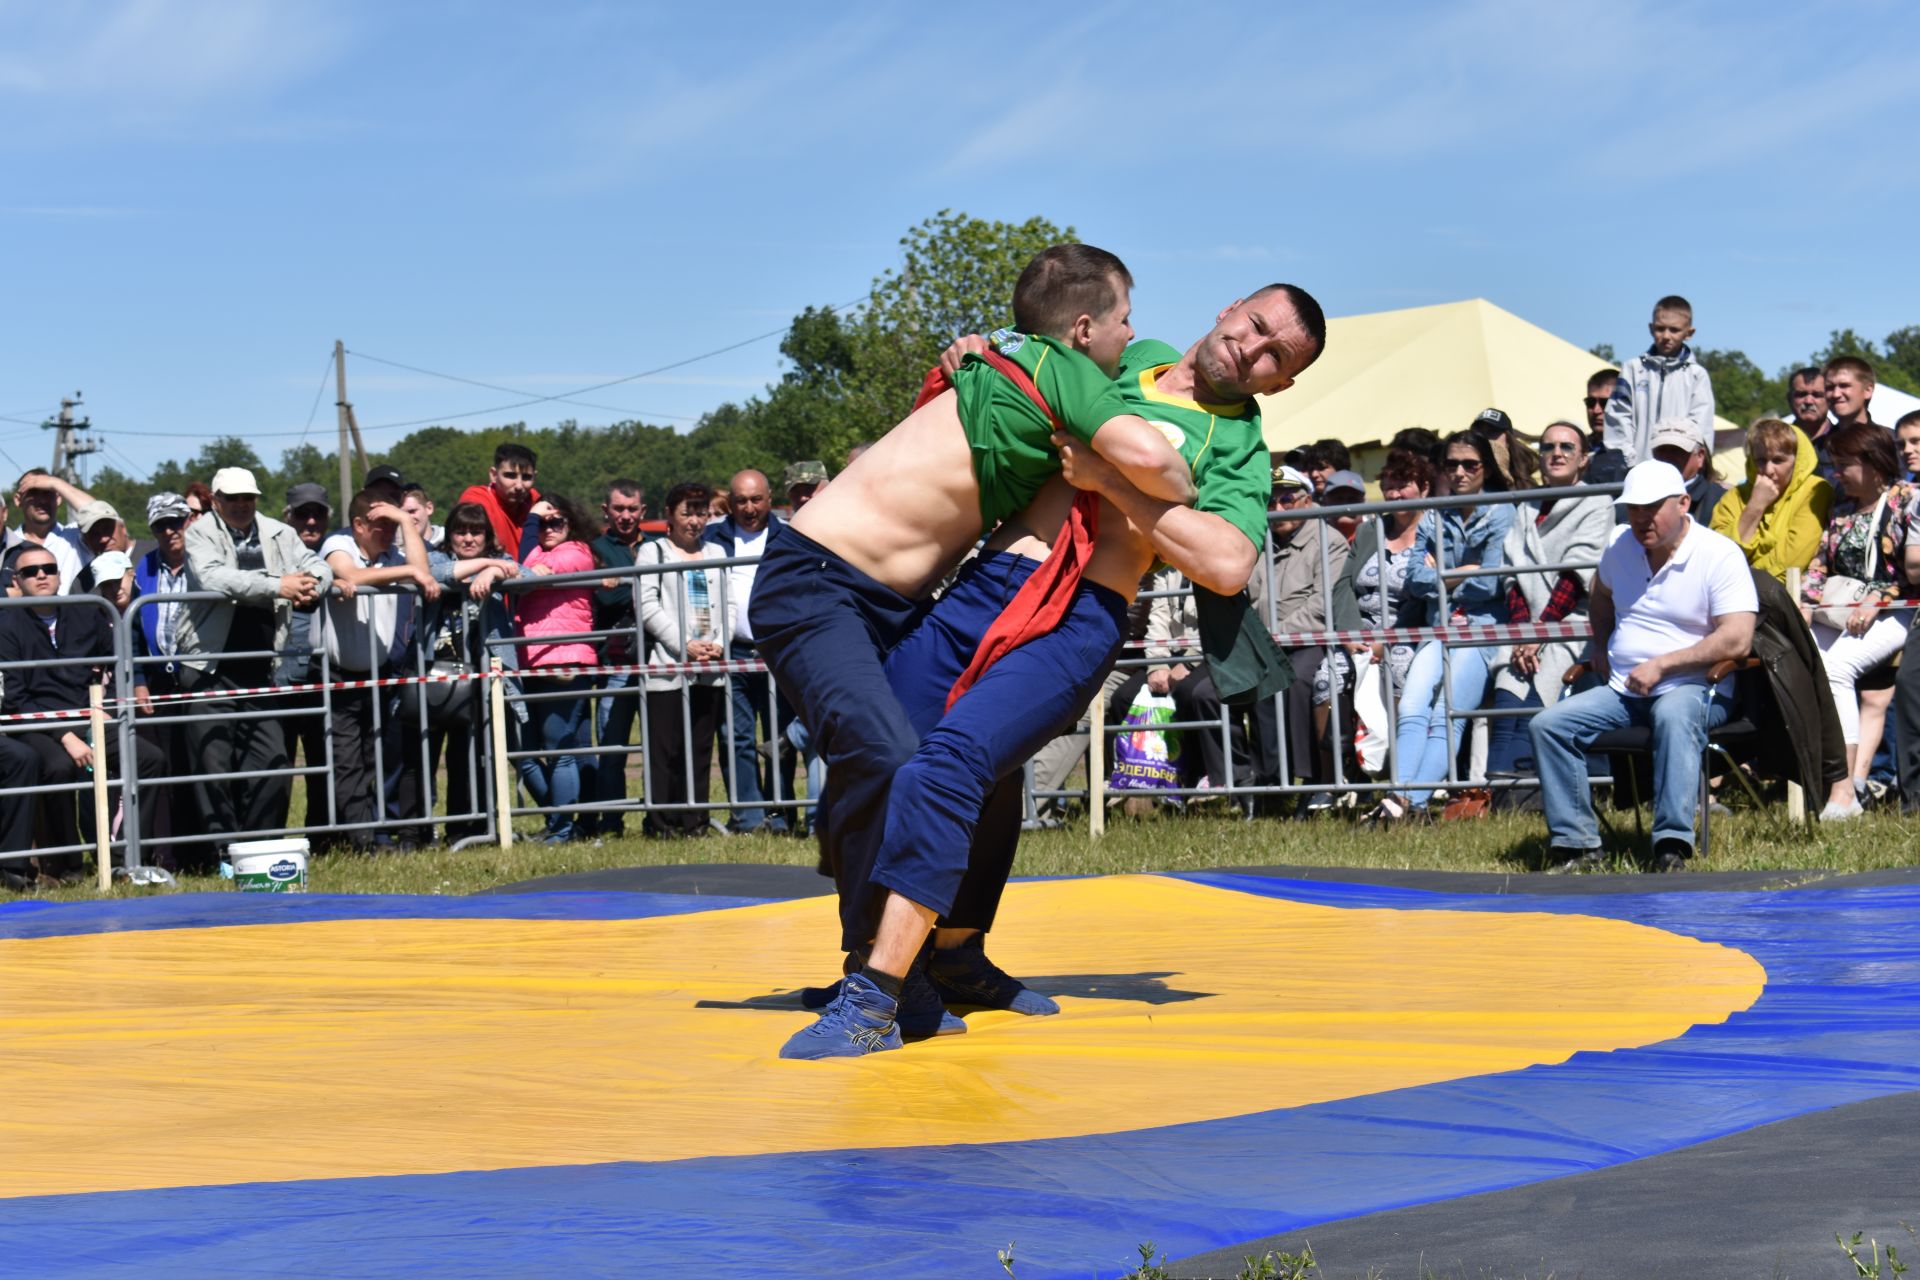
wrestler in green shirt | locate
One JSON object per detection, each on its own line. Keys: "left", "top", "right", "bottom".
{"left": 950, "top": 328, "right": 1134, "bottom": 529}
{"left": 1111, "top": 338, "right": 1271, "bottom": 551}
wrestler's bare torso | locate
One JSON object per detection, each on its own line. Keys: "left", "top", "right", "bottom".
{"left": 983, "top": 478, "right": 1157, "bottom": 602}
{"left": 788, "top": 390, "right": 989, "bottom": 599}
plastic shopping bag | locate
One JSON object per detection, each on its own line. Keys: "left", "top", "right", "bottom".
{"left": 1350, "top": 651, "right": 1390, "bottom": 777}
{"left": 1109, "top": 688, "right": 1182, "bottom": 791}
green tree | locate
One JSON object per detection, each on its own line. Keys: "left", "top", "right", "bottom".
{"left": 1696, "top": 348, "right": 1783, "bottom": 429}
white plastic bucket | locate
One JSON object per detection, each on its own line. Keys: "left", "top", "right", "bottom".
{"left": 228, "top": 838, "right": 310, "bottom": 893}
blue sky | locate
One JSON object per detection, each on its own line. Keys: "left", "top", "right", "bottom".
{"left": 4, "top": 0, "right": 1916, "bottom": 481}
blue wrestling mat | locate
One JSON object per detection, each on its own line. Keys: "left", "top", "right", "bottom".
{"left": 2, "top": 872, "right": 1917, "bottom": 1278}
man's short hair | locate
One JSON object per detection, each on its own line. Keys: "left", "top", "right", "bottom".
{"left": 1587, "top": 368, "right": 1619, "bottom": 391}
{"left": 1823, "top": 355, "right": 1877, "bottom": 387}
{"left": 1305, "top": 439, "right": 1351, "bottom": 471}
{"left": 1249, "top": 283, "right": 1329, "bottom": 366}
{"left": 1653, "top": 294, "right": 1693, "bottom": 320}
{"left": 1011, "top": 244, "right": 1133, "bottom": 338}
{"left": 1387, "top": 427, "right": 1439, "bottom": 457}
{"left": 349, "top": 488, "right": 395, "bottom": 523}
{"left": 14, "top": 468, "right": 49, "bottom": 493}
{"left": 605, "top": 478, "right": 643, "bottom": 502}
{"left": 1896, "top": 410, "right": 1920, "bottom": 433}
{"left": 493, "top": 442, "right": 537, "bottom": 470}
{"left": 1828, "top": 422, "right": 1901, "bottom": 483}
{"left": 1746, "top": 418, "right": 1800, "bottom": 460}
{"left": 1788, "top": 365, "right": 1825, "bottom": 387}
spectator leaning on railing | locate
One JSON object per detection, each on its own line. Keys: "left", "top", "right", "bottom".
{"left": 419, "top": 501, "right": 521, "bottom": 843}
{"left": 321, "top": 489, "right": 439, "bottom": 853}
{"left": 175, "top": 466, "right": 332, "bottom": 843}
{"left": 514, "top": 493, "right": 602, "bottom": 845}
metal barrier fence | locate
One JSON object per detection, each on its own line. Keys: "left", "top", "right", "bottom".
{"left": 0, "top": 485, "right": 1633, "bottom": 876}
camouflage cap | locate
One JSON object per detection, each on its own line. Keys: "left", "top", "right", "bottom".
{"left": 784, "top": 460, "right": 829, "bottom": 491}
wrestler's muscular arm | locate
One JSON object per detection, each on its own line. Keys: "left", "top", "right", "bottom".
{"left": 1085, "top": 416, "right": 1196, "bottom": 506}
{"left": 1052, "top": 431, "right": 1256, "bottom": 595}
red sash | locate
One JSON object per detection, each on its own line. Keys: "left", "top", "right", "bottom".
{"left": 915, "top": 352, "right": 1101, "bottom": 712}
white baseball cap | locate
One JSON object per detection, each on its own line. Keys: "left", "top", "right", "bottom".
{"left": 1648, "top": 418, "right": 1707, "bottom": 455}
{"left": 1619, "top": 459, "right": 1688, "bottom": 506}
{"left": 210, "top": 466, "right": 262, "bottom": 497}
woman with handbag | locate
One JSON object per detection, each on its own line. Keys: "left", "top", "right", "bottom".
{"left": 637, "top": 482, "right": 734, "bottom": 837}
{"left": 1798, "top": 423, "right": 1920, "bottom": 819}
{"left": 416, "top": 501, "right": 521, "bottom": 842}
{"left": 1367, "top": 430, "right": 1514, "bottom": 825}
{"left": 1311, "top": 448, "right": 1431, "bottom": 807}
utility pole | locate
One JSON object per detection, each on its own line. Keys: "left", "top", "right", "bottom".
{"left": 43, "top": 392, "right": 100, "bottom": 485}
{"left": 335, "top": 342, "right": 352, "bottom": 507}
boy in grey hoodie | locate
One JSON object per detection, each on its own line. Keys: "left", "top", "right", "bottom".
{"left": 1604, "top": 294, "right": 1717, "bottom": 464}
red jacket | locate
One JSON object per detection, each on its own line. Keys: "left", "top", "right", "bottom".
{"left": 459, "top": 482, "right": 539, "bottom": 559}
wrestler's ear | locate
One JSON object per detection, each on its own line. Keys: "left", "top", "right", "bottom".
{"left": 1067, "top": 311, "right": 1095, "bottom": 354}
{"left": 1217, "top": 298, "right": 1244, "bottom": 323}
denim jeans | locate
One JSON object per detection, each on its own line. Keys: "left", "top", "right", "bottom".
{"left": 593, "top": 670, "right": 639, "bottom": 833}
{"left": 1392, "top": 640, "right": 1494, "bottom": 807}
{"left": 721, "top": 641, "right": 794, "bottom": 832}
{"left": 1529, "top": 681, "right": 1730, "bottom": 851}
{"left": 528, "top": 674, "right": 591, "bottom": 840}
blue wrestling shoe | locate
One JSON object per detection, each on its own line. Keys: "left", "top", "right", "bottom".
{"left": 779, "top": 972, "right": 903, "bottom": 1060}
{"left": 929, "top": 935, "right": 1060, "bottom": 1016}
{"left": 799, "top": 952, "right": 965, "bottom": 1037}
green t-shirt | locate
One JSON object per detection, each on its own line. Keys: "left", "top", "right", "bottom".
{"left": 1113, "top": 339, "right": 1271, "bottom": 551}
{"left": 951, "top": 328, "right": 1133, "bottom": 528}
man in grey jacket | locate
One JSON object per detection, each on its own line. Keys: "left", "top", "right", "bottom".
{"left": 177, "top": 466, "right": 333, "bottom": 842}
{"left": 1603, "top": 295, "right": 1716, "bottom": 464}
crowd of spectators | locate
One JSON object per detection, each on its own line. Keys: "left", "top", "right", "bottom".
{"left": 3, "top": 288, "right": 1919, "bottom": 883}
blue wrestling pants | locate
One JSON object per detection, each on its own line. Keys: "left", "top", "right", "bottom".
{"left": 870, "top": 551, "right": 1127, "bottom": 930}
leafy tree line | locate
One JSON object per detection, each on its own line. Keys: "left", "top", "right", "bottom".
{"left": 83, "top": 210, "right": 1069, "bottom": 523}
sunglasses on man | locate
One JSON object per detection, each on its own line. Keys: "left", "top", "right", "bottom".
{"left": 14, "top": 563, "right": 57, "bottom": 580}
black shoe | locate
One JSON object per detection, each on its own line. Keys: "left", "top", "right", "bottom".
{"left": 1544, "top": 846, "right": 1604, "bottom": 875}
{"left": 1653, "top": 839, "right": 1692, "bottom": 873}
{"left": 928, "top": 934, "right": 1060, "bottom": 1015}
{"left": 898, "top": 954, "right": 966, "bottom": 1039}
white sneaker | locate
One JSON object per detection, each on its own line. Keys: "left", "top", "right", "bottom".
{"left": 1819, "top": 799, "right": 1864, "bottom": 822}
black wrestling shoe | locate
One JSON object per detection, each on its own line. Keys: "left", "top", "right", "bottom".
{"left": 928, "top": 934, "right": 1060, "bottom": 1016}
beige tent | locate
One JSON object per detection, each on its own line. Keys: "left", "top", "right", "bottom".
{"left": 1257, "top": 297, "right": 1744, "bottom": 484}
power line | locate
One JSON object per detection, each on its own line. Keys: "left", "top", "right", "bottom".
{"left": 343, "top": 351, "right": 701, "bottom": 423}
{"left": 295, "top": 348, "right": 337, "bottom": 449}
{"left": 23, "top": 294, "right": 871, "bottom": 442}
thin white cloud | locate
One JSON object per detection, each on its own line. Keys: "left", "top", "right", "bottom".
{"left": 0, "top": 0, "right": 342, "bottom": 131}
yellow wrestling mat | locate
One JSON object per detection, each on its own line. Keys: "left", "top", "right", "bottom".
{"left": 0, "top": 874, "right": 1764, "bottom": 1197}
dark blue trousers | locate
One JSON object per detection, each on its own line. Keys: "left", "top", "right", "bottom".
{"left": 748, "top": 527, "right": 928, "bottom": 954}
{"left": 874, "top": 552, "right": 1126, "bottom": 929}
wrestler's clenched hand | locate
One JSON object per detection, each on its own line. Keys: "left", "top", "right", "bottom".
{"left": 1050, "top": 430, "right": 1123, "bottom": 496}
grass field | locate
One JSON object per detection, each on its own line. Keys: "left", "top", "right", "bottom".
{"left": 20, "top": 793, "right": 1916, "bottom": 903}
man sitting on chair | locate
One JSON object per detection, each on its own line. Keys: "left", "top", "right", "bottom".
{"left": 1529, "top": 460, "right": 1757, "bottom": 873}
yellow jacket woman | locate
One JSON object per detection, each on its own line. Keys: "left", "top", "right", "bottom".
{"left": 1710, "top": 418, "right": 1834, "bottom": 583}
